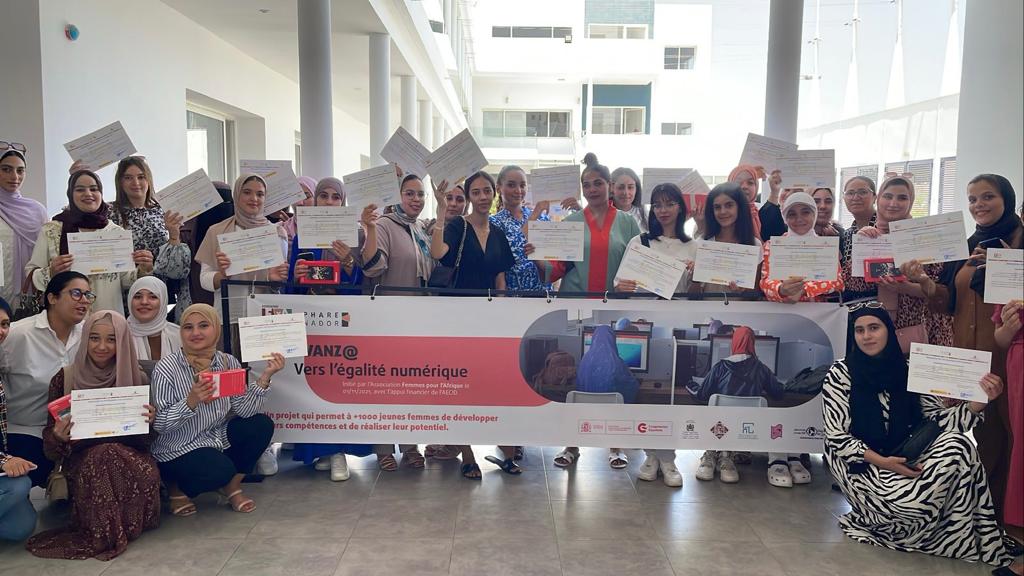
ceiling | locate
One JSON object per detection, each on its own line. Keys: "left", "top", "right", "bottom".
{"left": 162, "top": 0, "right": 416, "bottom": 122}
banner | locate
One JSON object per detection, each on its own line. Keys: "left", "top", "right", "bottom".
{"left": 249, "top": 295, "right": 847, "bottom": 452}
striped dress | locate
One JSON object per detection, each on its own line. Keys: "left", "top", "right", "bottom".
{"left": 822, "top": 360, "right": 1011, "bottom": 565}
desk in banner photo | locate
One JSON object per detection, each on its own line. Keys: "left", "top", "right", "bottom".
{"left": 250, "top": 295, "right": 847, "bottom": 452}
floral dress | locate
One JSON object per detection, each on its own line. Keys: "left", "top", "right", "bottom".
{"left": 111, "top": 205, "right": 192, "bottom": 316}
{"left": 489, "top": 206, "right": 549, "bottom": 293}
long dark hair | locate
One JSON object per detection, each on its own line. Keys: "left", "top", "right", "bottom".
{"left": 703, "top": 182, "right": 756, "bottom": 245}
{"left": 610, "top": 167, "right": 643, "bottom": 210}
{"left": 43, "top": 271, "right": 89, "bottom": 310}
{"left": 647, "top": 183, "right": 690, "bottom": 242}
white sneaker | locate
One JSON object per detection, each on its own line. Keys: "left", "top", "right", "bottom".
{"left": 696, "top": 451, "right": 716, "bottom": 481}
{"left": 330, "top": 453, "right": 350, "bottom": 482}
{"left": 314, "top": 457, "right": 331, "bottom": 471}
{"left": 256, "top": 446, "right": 279, "bottom": 476}
{"left": 660, "top": 460, "right": 683, "bottom": 487}
{"left": 768, "top": 462, "right": 793, "bottom": 488}
{"left": 717, "top": 451, "right": 739, "bottom": 483}
{"left": 788, "top": 460, "right": 812, "bottom": 485}
{"left": 637, "top": 454, "right": 660, "bottom": 482}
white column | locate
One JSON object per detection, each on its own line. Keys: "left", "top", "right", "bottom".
{"left": 419, "top": 100, "right": 433, "bottom": 150}
{"left": 444, "top": 125, "right": 453, "bottom": 142}
{"left": 400, "top": 76, "right": 417, "bottom": 135}
{"left": 433, "top": 111, "right": 444, "bottom": 148}
{"left": 953, "top": 0, "right": 1023, "bottom": 209}
{"left": 763, "top": 0, "right": 804, "bottom": 143}
{"left": 297, "top": 0, "right": 333, "bottom": 179}
{"left": 369, "top": 33, "right": 390, "bottom": 166}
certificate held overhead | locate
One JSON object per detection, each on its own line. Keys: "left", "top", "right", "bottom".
{"left": 64, "top": 121, "right": 137, "bottom": 170}
{"left": 425, "top": 129, "right": 488, "bottom": 187}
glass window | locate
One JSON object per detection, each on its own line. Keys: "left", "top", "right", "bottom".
{"left": 429, "top": 20, "right": 444, "bottom": 34}
{"left": 680, "top": 47, "right": 695, "bottom": 69}
{"left": 549, "top": 112, "right": 570, "bottom": 137}
{"left": 665, "top": 47, "right": 696, "bottom": 70}
{"left": 504, "top": 111, "right": 529, "bottom": 137}
{"left": 626, "top": 25, "right": 646, "bottom": 39}
{"left": 664, "top": 47, "right": 679, "bottom": 69}
{"left": 624, "top": 108, "right": 645, "bottom": 134}
{"left": 592, "top": 108, "right": 622, "bottom": 134}
{"left": 525, "top": 111, "right": 548, "bottom": 137}
{"left": 513, "top": 26, "right": 551, "bottom": 38}
{"left": 588, "top": 24, "right": 621, "bottom": 39}
{"left": 677, "top": 123, "right": 692, "bottom": 135}
{"left": 553, "top": 27, "right": 572, "bottom": 39}
{"left": 482, "top": 111, "right": 504, "bottom": 137}
{"left": 492, "top": 26, "right": 511, "bottom": 37}
{"left": 186, "top": 109, "right": 226, "bottom": 182}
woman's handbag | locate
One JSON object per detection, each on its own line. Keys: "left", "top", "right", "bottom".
{"left": 427, "top": 217, "right": 467, "bottom": 289}
{"left": 13, "top": 273, "right": 42, "bottom": 321}
{"left": 45, "top": 462, "right": 69, "bottom": 503}
{"left": 891, "top": 419, "right": 942, "bottom": 466}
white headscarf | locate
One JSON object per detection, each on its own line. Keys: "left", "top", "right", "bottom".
{"left": 782, "top": 192, "right": 819, "bottom": 238}
{"left": 126, "top": 277, "right": 182, "bottom": 360}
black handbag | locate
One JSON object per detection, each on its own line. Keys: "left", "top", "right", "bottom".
{"left": 890, "top": 418, "right": 942, "bottom": 466}
{"left": 427, "top": 217, "right": 467, "bottom": 289}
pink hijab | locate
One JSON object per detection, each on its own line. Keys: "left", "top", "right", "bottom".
{"left": 729, "top": 164, "right": 765, "bottom": 240}
{"left": 68, "top": 311, "right": 147, "bottom": 390}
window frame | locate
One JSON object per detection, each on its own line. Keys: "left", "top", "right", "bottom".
{"left": 587, "top": 23, "right": 649, "bottom": 39}
{"left": 592, "top": 106, "right": 646, "bottom": 135}
{"left": 664, "top": 46, "right": 696, "bottom": 70}
{"left": 185, "top": 102, "right": 234, "bottom": 183}
{"left": 481, "top": 109, "right": 573, "bottom": 138}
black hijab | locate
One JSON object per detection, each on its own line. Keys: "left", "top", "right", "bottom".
{"left": 846, "top": 305, "right": 923, "bottom": 455}
{"left": 966, "top": 174, "right": 1023, "bottom": 296}
{"left": 53, "top": 169, "right": 111, "bottom": 254}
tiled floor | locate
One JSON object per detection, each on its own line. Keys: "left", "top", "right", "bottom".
{"left": 0, "top": 447, "right": 1010, "bottom": 575}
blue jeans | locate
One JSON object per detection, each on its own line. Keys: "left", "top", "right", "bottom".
{"left": 0, "top": 475, "right": 37, "bottom": 541}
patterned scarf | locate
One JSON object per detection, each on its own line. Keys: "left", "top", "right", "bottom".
{"left": 385, "top": 205, "right": 433, "bottom": 282}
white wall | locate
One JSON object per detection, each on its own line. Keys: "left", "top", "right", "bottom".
{"left": 0, "top": 1, "right": 47, "bottom": 206}
{"left": 28, "top": 0, "right": 368, "bottom": 212}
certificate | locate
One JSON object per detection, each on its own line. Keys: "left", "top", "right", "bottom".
{"left": 529, "top": 165, "right": 580, "bottom": 204}
{"left": 67, "top": 229, "right": 135, "bottom": 275}
{"left": 775, "top": 149, "right": 836, "bottom": 190}
{"left": 678, "top": 170, "right": 711, "bottom": 213}
{"left": 155, "top": 169, "right": 223, "bottom": 221}
{"left": 984, "top": 248, "right": 1023, "bottom": 304}
{"left": 70, "top": 385, "right": 149, "bottom": 440}
{"left": 218, "top": 225, "right": 285, "bottom": 276}
{"left": 615, "top": 243, "right": 688, "bottom": 299}
{"left": 692, "top": 240, "right": 762, "bottom": 289}
{"left": 425, "top": 129, "right": 488, "bottom": 186}
{"left": 238, "top": 312, "right": 308, "bottom": 363}
{"left": 381, "top": 126, "right": 430, "bottom": 178}
{"left": 850, "top": 235, "right": 894, "bottom": 277}
{"left": 739, "top": 132, "right": 796, "bottom": 170}
{"left": 296, "top": 206, "right": 360, "bottom": 249}
{"left": 767, "top": 236, "right": 839, "bottom": 281}
{"left": 343, "top": 164, "right": 400, "bottom": 209}
{"left": 64, "top": 121, "right": 137, "bottom": 170}
{"left": 527, "top": 221, "right": 584, "bottom": 262}
{"left": 908, "top": 343, "right": 991, "bottom": 404}
{"left": 641, "top": 168, "right": 691, "bottom": 204}
{"left": 889, "top": 212, "right": 969, "bottom": 266}
{"left": 239, "top": 159, "right": 307, "bottom": 215}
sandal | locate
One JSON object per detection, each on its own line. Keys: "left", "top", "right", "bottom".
{"left": 169, "top": 495, "right": 197, "bottom": 517}
{"left": 431, "top": 445, "right": 461, "bottom": 461}
{"left": 403, "top": 449, "right": 426, "bottom": 469}
{"left": 608, "top": 450, "right": 628, "bottom": 470}
{"left": 484, "top": 455, "right": 522, "bottom": 475}
{"left": 553, "top": 447, "right": 579, "bottom": 468}
{"left": 461, "top": 462, "right": 482, "bottom": 480}
{"left": 378, "top": 453, "right": 398, "bottom": 471}
{"left": 513, "top": 446, "right": 525, "bottom": 462}
{"left": 219, "top": 489, "right": 255, "bottom": 513}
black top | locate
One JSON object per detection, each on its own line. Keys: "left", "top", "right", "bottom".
{"left": 441, "top": 217, "right": 515, "bottom": 290}
{"left": 758, "top": 202, "right": 787, "bottom": 242}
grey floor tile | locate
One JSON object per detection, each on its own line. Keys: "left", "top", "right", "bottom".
{"left": 547, "top": 469, "right": 639, "bottom": 502}
{"left": 154, "top": 494, "right": 267, "bottom": 540}
{"left": 762, "top": 541, "right": 987, "bottom": 576}
{"left": 0, "top": 547, "right": 107, "bottom": 576}
{"left": 742, "top": 504, "right": 847, "bottom": 544}
{"left": 643, "top": 502, "right": 761, "bottom": 542}
{"left": 248, "top": 498, "right": 365, "bottom": 539}
{"left": 455, "top": 499, "right": 556, "bottom": 540}
{"left": 333, "top": 538, "right": 451, "bottom": 576}
{"left": 461, "top": 469, "right": 550, "bottom": 502}
{"left": 367, "top": 469, "right": 470, "bottom": 501}
{"left": 218, "top": 538, "right": 345, "bottom": 576}
{"left": 662, "top": 540, "right": 787, "bottom": 576}
{"left": 267, "top": 466, "right": 379, "bottom": 502}
{"left": 558, "top": 539, "right": 674, "bottom": 576}
{"left": 99, "top": 535, "right": 242, "bottom": 576}
{"left": 450, "top": 536, "right": 562, "bottom": 576}
{"left": 551, "top": 500, "right": 657, "bottom": 541}
{"left": 351, "top": 498, "right": 458, "bottom": 539}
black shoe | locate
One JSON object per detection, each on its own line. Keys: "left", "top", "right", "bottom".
{"left": 1003, "top": 535, "right": 1024, "bottom": 557}
{"left": 992, "top": 567, "right": 1018, "bottom": 576}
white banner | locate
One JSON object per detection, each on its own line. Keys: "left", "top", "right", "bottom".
{"left": 248, "top": 296, "right": 847, "bottom": 452}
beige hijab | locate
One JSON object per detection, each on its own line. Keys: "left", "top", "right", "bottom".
{"left": 67, "top": 311, "right": 147, "bottom": 390}
{"left": 179, "top": 304, "right": 222, "bottom": 373}
{"left": 194, "top": 173, "right": 287, "bottom": 272}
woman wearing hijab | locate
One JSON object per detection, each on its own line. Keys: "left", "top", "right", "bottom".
{"left": 26, "top": 311, "right": 159, "bottom": 560}
{"left": 729, "top": 164, "right": 783, "bottom": 241}
{"left": 27, "top": 170, "right": 154, "bottom": 315}
{"left": 151, "top": 304, "right": 283, "bottom": 517}
{"left": 0, "top": 146, "right": 47, "bottom": 310}
{"left": 126, "top": 276, "right": 181, "bottom": 362}
{"left": 760, "top": 192, "right": 844, "bottom": 304}
{"left": 278, "top": 175, "right": 317, "bottom": 242}
{"left": 823, "top": 304, "right": 1016, "bottom": 570}
{"left": 907, "top": 173, "right": 1024, "bottom": 529}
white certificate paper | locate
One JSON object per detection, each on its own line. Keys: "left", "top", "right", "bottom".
{"left": 984, "top": 248, "right": 1024, "bottom": 304}
{"left": 739, "top": 133, "right": 797, "bottom": 170}
{"left": 529, "top": 165, "right": 581, "bottom": 204}
{"left": 238, "top": 312, "right": 308, "bottom": 363}
{"left": 850, "top": 235, "right": 894, "bottom": 277}
{"left": 615, "top": 243, "right": 688, "bottom": 299}
{"left": 67, "top": 229, "right": 135, "bottom": 275}
{"left": 296, "top": 206, "right": 360, "bottom": 249}
{"left": 156, "top": 169, "right": 223, "bottom": 221}
{"left": 775, "top": 149, "right": 836, "bottom": 190}
{"left": 908, "top": 343, "right": 991, "bottom": 403}
{"left": 889, "top": 212, "right": 970, "bottom": 266}
{"left": 768, "top": 236, "right": 839, "bottom": 281}
{"left": 70, "top": 385, "right": 149, "bottom": 440}
{"left": 692, "top": 241, "right": 762, "bottom": 289}
{"left": 381, "top": 126, "right": 430, "bottom": 178}
{"left": 239, "top": 159, "right": 307, "bottom": 216}
{"left": 425, "top": 129, "right": 488, "bottom": 186}
{"left": 218, "top": 226, "right": 285, "bottom": 276}
{"left": 343, "top": 164, "right": 400, "bottom": 209}
{"left": 64, "top": 121, "right": 137, "bottom": 170}
{"left": 528, "top": 221, "right": 584, "bottom": 262}
{"left": 641, "top": 168, "right": 691, "bottom": 203}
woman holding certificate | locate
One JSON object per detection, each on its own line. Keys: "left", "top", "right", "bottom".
{"left": 822, "top": 304, "right": 1016, "bottom": 570}
{"left": 839, "top": 176, "right": 878, "bottom": 302}
{"left": 614, "top": 183, "right": 696, "bottom": 295}
{"left": 760, "top": 192, "right": 843, "bottom": 303}
{"left": 27, "top": 310, "right": 159, "bottom": 560}
{"left": 151, "top": 304, "right": 283, "bottom": 516}
{"left": 490, "top": 166, "right": 548, "bottom": 293}
{"left": 691, "top": 182, "right": 763, "bottom": 299}
{"left": 0, "top": 145, "right": 47, "bottom": 310}
{"left": 26, "top": 169, "right": 154, "bottom": 316}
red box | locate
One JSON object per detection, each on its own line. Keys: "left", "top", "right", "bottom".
{"left": 48, "top": 394, "right": 71, "bottom": 421}
{"left": 864, "top": 257, "right": 906, "bottom": 283}
{"left": 203, "top": 369, "right": 248, "bottom": 398}
{"left": 299, "top": 260, "right": 340, "bottom": 285}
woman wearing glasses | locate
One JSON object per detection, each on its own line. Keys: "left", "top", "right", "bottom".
{"left": 0, "top": 271, "right": 92, "bottom": 488}
{"left": 0, "top": 142, "right": 47, "bottom": 310}
{"left": 838, "top": 176, "right": 878, "bottom": 302}
{"left": 26, "top": 170, "right": 154, "bottom": 316}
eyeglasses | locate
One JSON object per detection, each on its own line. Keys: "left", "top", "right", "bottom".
{"left": 843, "top": 188, "right": 873, "bottom": 198}
{"left": 0, "top": 141, "right": 27, "bottom": 154}
{"left": 883, "top": 171, "right": 914, "bottom": 180}
{"left": 65, "top": 288, "right": 97, "bottom": 303}
{"left": 847, "top": 300, "right": 884, "bottom": 312}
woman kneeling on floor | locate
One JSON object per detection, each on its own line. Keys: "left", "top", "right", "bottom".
{"left": 151, "top": 304, "right": 284, "bottom": 516}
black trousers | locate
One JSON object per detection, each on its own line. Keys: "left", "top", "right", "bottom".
{"left": 157, "top": 414, "right": 273, "bottom": 498}
{"left": 6, "top": 433, "right": 55, "bottom": 488}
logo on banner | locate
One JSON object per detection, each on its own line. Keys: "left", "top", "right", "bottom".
{"left": 795, "top": 425, "right": 824, "bottom": 440}
{"left": 738, "top": 422, "right": 757, "bottom": 440}
{"left": 710, "top": 421, "right": 729, "bottom": 439}
{"left": 771, "top": 424, "right": 784, "bottom": 439}
{"left": 637, "top": 422, "right": 672, "bottom": 436}
{"left": 580, "top": 421, "right": 592, "bottom": 433}
{"left": 681, "top": 420, "right": 700, "bottom": 440}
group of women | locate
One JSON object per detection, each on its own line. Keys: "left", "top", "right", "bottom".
{"left": 0, "top": 141, "right": 1021, "bottom": 573}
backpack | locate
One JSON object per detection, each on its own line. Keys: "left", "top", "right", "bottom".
{"left": 532, "top": 351, "right": 577, "bottom": 393}
{"left": 783, "top": 364, "right": 832, "bottom": 395}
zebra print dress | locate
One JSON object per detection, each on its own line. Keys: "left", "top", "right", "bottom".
{"left": 822, "top": 360, "right": 1012, "bottom": 565}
